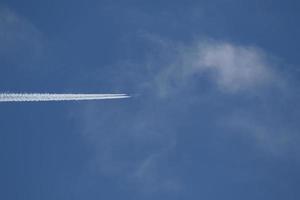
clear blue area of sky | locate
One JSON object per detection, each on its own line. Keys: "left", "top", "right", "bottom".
{"left": 0, "top": 0, "right": 300, "bottom": 199}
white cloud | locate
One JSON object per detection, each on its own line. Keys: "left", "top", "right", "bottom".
{"left": 194, "top": 42, "right": 275, "bottom": 91}
{"left": 155, "top": 40, "right": 278, "bottom": 96}
{"left": 75, "top": 37, "right": 291, "bottom": 195}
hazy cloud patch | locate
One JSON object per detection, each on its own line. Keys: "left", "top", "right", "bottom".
{"left": 0, "top": 7, "right": 44, "bottom": 66}
{"left": 76, "top": 36, "right": 295, "bottom": 196}
{"left": 155, "top": 40, "right": 280, "bottom": 97}
{"left": 78, "top": 102, "right": 180, "bottom": 195}
{"left": 221, "top": 112, "right": 300, "bottom": 156}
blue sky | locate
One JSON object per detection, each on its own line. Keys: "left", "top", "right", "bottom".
{"left": 0, "top": 0, "right": 300, "bottom": 199}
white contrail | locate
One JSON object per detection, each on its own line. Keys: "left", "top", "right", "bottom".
{"left": 0, "top": 93, "right": 130, "bottom": 102}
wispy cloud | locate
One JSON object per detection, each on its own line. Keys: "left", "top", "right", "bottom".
{"left": 155, "top": 40, "right": 279, "bottom": 96}
{"left": 0, "top": 7, "right": 44, "bottom": 66}
{"left": 132, "top": 151, "right": 182, "bottom": 194}
{"left": 77, "top": 36, "right": 296, "bottom": 196}
{"left": 220, "top": 111, "right": 300, "bottom": 156}
{"left": 79, "top": 101, "right": 180, "bottom": 196}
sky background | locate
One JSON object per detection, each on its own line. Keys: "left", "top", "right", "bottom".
{"left": 0, "top": 0, "right": 300, "bottom": 199}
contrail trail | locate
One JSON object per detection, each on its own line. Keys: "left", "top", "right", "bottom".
{"left": 0, "top": 93, "right": 130, "bottom": 102}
